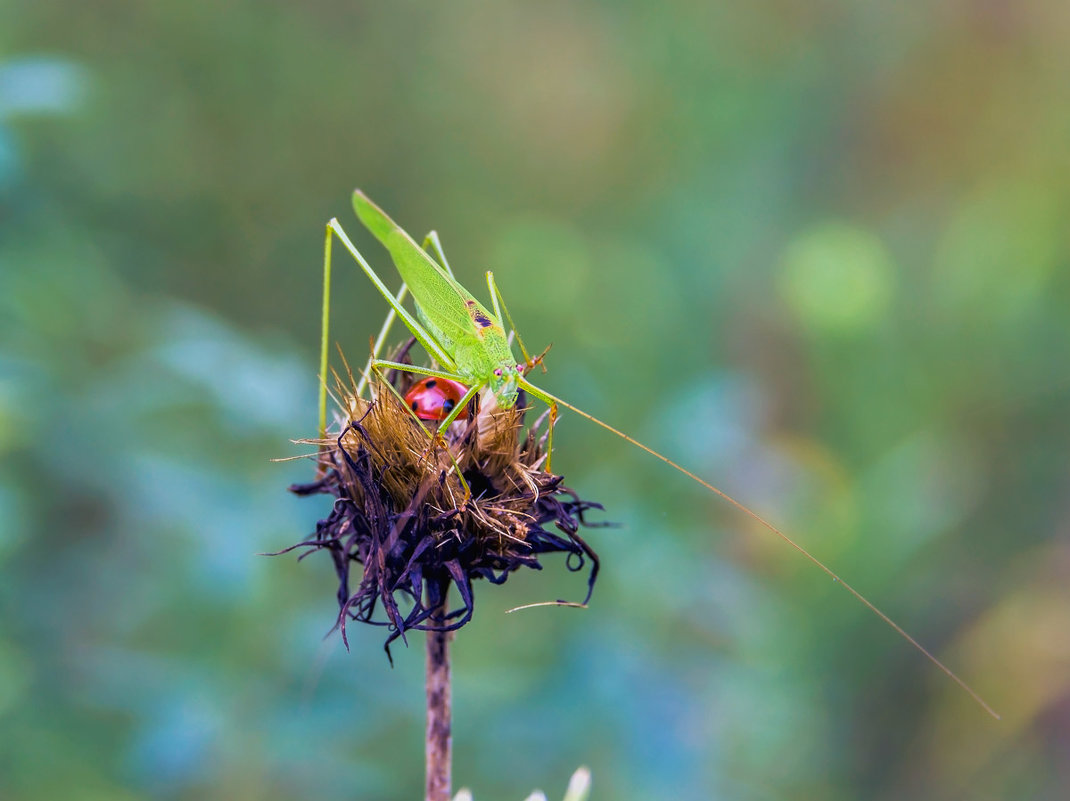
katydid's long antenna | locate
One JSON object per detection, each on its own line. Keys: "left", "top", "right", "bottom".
{"left": 541, "top": 388, "right": 1000, "bottom": 720}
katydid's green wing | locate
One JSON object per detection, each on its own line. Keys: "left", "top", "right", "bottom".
{"left": 351, "top": 191, "right": 507, "bottom": 352}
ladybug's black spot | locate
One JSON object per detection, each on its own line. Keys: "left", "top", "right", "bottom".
{"left": 411, "top": 401, "right": 420, "bottom": 412}
{"left": 442, "top": 399, "right": 455, "bottom": 413}
{"left": 425, "top": 379, "right": 437, "bottom": 388}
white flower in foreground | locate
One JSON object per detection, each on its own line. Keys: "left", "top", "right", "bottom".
{"left": 453, "top": 766, "right": 591, "bottom": 801}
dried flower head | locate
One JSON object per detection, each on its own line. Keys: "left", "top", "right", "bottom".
{"left": 286, "top": 354, "right": 603, "bottom": 658}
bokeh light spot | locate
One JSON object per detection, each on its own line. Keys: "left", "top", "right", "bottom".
{"left": 0, "top": 56, "right": 89, "bottom": 116}
{"left": 778, "top": 221, "right": 895, "bottom": 334}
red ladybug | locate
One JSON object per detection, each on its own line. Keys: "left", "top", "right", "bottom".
{"left": 403, "top": 377, "right": 471, "bottom": 422}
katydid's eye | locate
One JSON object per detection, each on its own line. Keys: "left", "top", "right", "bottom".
{"left": 494, "top": 368, "right": 502, "bottom": 376}
{"left": 515, "top": 364, "right": 522, "bottom": 372}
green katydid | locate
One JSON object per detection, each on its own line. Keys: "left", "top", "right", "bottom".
{"left": 316, "top": 189, "right": 998, "bottom": 719}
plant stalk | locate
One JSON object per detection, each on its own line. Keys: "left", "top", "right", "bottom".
{"left": 425, "top": 604, "right": 452, "bottom": 801}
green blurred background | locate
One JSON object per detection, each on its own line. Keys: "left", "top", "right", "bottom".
{"left": 3, "top": 1, "right": 1069, "bottom": 799}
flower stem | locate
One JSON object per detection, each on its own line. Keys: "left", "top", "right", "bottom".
{"left": 425, "top": 602, "right": 452, "bottom": 801}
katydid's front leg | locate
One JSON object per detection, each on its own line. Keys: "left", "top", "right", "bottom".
{"left": 373, "top": 358, "right": 485, "bottom": 433}
{"left": 484, "top": 272, "right": 556, "bottom": 466}
{"left": 486, "top": 271, "right": 536, "bottom": 368}
{"left": 370, "top": 362, "right": 473, "bottom": 502}
{"left": 518, "top": 377, "right": 559, "bottom": 472}
{"left": 356, "top": 282, "right": 409, "bottom": 400}
{"left": 433, "top": 381, "right": 483, "bottom": 434}
{"left": 373, "top": 360, "right": 472, "bottom": 385}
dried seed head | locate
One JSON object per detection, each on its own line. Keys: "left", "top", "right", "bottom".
{"left": 286, "top": 367, "right": 603, "bottom": 659}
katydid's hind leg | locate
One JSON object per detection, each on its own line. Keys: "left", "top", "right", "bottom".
{"left": 328, "top": 219, "right": 457, "bottom": 372}
{"left": 518, "top": 377, "right": 559, "bottom": 472}
{"left": 319, "top": 223, "right": 335, "bottom": 440}
{"left": 357, "top": 282, "right": 409, "bottom": 400}
{"left": 422, "top": 231, "right": 455, "bottom": 278}
{"left": 486, "top": 271, "right": 537, "bottom": 369}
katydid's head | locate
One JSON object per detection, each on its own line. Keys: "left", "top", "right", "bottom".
{"left": 490, "top": 362, "right": 522, "bottom": 408}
